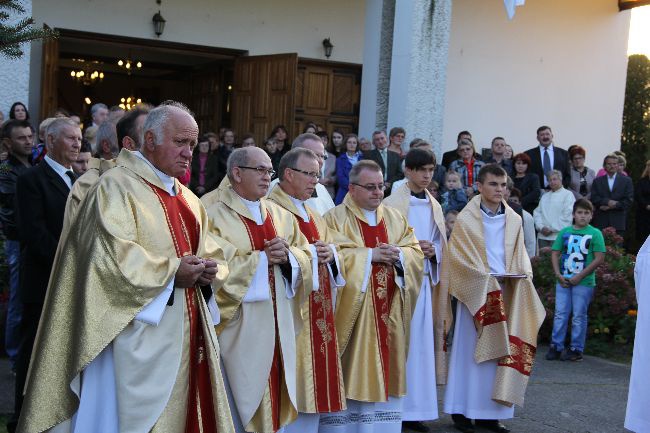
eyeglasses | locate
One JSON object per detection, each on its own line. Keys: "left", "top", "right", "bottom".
{"left": 351, "top": 183, "right": 386, "bottom": 192}
{"left": 238, "top": 166, "right": 276, "bottom": 177}
{"left": 289, "top": 167, "right": 321, "bottom": 179}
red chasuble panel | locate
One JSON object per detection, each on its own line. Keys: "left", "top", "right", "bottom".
{"left": 147, "top": 183, "right": 217, "bottom": 433}
{"left": 239, "top": 214, "right": 285, "bottom": 432}
{"left": 357, "top": 218, "right": 396, "bottom": 400}
{"left": 295, "top": 215, "right": 344, "bottom": 413}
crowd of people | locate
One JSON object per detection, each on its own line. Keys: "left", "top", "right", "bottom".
{"left": 0, "top": 99, "right": 649, "bottom": 433}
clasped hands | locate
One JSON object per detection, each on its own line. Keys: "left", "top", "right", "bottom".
{"left": 264, "top": 237, "right": 290, "bottom": 265}
{"left": 418, "top": 240, "right": 436, "bottom": 259}
{"left": 175, "top": 255, "right": 218, "bottom": 288}
{"left": 371, "top": 242, "right": 401, "bottom": 265}
{"left": 600, "top": 200, "right": 618, "bottom": 211}
{"left": 313, "top": 240, "right": 333, "bottom": 264}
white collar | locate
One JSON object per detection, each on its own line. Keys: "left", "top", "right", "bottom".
{"left": 134, "top": 151, "right": 176, "bottom": 196}
{"left": 288, "top": 194, "right": 309, "bottom": 221}
{"left": 362, "top": 208, "right": 378, "bottom": 226}
{"left": 539, "top": 144, "right": 554, "bottom": 152}
{"left": 44, "top": 154, "right": 72, "bottom": 173}
{"left": 235, "top": 191, "right": 264, "bottom": 224}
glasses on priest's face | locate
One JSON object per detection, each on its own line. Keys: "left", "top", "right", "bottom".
{"left": 351, "top": 183, "right": 386, "bottom": 192}
{"left": 288, "top": 167, "right": 321, "bottom": 179}
{"left": 238, "top": 166, "right": 276, "bottom": 177}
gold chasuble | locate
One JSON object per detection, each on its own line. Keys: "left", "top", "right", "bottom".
{"left": 383, "top": 183, "right": 452, "bottom": 384}
{"left": 323, "top": 195, "right": 423, "bottom": 402}
{"left": 268, "top": 185, "right": 350, "bottom": 414}
{"left": 18, "top": 149, "right": 234, "bottom": 433}
{"left": 440, "top": 196, "right": 545, "bottom": 407}
{"left": 206, "top": 186, "right": 312, "bottom": 433}
{"left": 60, "top": 157, "right": 116, "bottom": 240}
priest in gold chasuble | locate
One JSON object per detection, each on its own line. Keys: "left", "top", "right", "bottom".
{"left": 383, "top": 149, "right": 451, "bottom": 432}
{"left": 18, "top": 103, "right": 235, "bottom": 433}
{"left": 267, "top": 148, "right": 354, "bottom": 433}
{"left": 206, "top": 147, "right": 313, "bottom": 433}
{"left": 319, "top": 160, "right": 424, "bottom": 433}
{"left": 442, "top": 165, "right": 545, "bottom": 433}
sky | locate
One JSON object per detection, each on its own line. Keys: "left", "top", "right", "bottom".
{"left": 628, "top": 5, "right": 650, "bottom": 57}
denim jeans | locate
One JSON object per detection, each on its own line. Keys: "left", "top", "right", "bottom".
{"left": 551, "top": 282, "right": 594, "bottom": 352}
{"left": 4, "top": 239, "right": 22, "bottom": 364}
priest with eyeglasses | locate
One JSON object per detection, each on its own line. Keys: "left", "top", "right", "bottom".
{"left": 319, "top": 160, "right": 423, "bottom": 433}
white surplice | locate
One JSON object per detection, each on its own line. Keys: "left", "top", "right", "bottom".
{"left": 443, "top": 211, "right": 515, "bottom": 420}
{"left": 318, "top": 208, "right": 404, "bottom": 433}
{"left": 402, "top": 195, "right": 442, "bottom": 421}
{"left": 625, "top": 235, "right": 650, "bottom": 432}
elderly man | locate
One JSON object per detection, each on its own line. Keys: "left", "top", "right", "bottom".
{"left": 320, "top": 160, "right": 423, "bottom": 433}
{"left": 62, "top": 106, "right": 151, "bottom": 237}
{"left": 94, "top": 121, "right": 119, "bottom": 160}
{"left": 268, "top": 148, "right": 350, "bottom": 433}
{"left": 17, "top": 102, "right": 235, "bottom": 433}
{"left": 361, "top": 131, "right": 403, "bottom": 196}
{"left": 206, "top": 146, "right": 312, "bottom": 433}
{"left": 90, "top": 102, "right": 109, "bottom": 127}
{"left": 384, "top": 148, "right": 450, "bottom": 433}
{"left": 590, "top": 153, "right": 634, "bottom": 236}
{"left": 533, "top": 170, "right": 575, "bottom": 249}
{"left": 442, "top": 164, "right": 545, "bottom": 433}
{"left": 8, "top": 118, "right": 79, "bottom": 433}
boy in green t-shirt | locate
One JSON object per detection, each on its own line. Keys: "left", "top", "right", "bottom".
{"left": 546, "top": 199, "right": 606, "bottom": 362}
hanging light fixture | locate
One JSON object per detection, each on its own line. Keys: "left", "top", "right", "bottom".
{"left": 152, "top": 0, "right": 166, "bottom": 37}
{"left": 322, "top": 38, "right": 334, "bottom": 59}
{"left": 69, "top": 58, "right": 105, "bottom": 85}
{"left": 118, "top": 96, "right": 143, "bottom": 110}
{"left": 117, "top": 57, "right": 143, "bottom": 75}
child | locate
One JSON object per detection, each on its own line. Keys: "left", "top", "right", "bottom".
{"left": 444, "top": 210, "right": 459, "bottom": 240}
{"left": 426, "top": 179, "right": 440, "bottom": 201}
{"left": 440, "top": 171, "right": 468, "bottom": 213}
{"left": 546, "top": 199, "right": 606, "bottom": 362}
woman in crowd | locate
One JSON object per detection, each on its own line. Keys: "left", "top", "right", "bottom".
{"left": 264, "top": 137, "right": 282, "bottom": 173}
{"left": 504, "top": 144, "right": 514, "bottom": 160}
{"left": 335, "top": 133, "right": 361, "bottom": 204}
{"left": 240, "top": 133, "right": 256, "bottom": 147}
{"left": 303, "top": 122, "right": 317, "bottom": 134}
{"left": 189, "top": 134, "right": 219, "bottom": 197}
{"left": 321, "top": 130, "right": 340, "bottom": 199}
{"left": 512, "top": 152, "right": 542, "bottom": 214}
{"left": 596, "top": 150, "right": 628, "bottom": 177}
{"left": 637, "top": 160, "right": 650, "bottom": 242}
{"left": 359, "top": 137, "right": 372, "bottom": 152}
{"left": 9, "top": 102, "right": 30, "bottom": 122}
{"left": 567, "top": 145, "right": 595, "bottom": 200}
{"left": 387, "top": 126, "right": 406, "bottom": 159}
{"left": 270, "top": 124, "right": 290, "bottom": 157}
{"left": 448, "top": 138, "right": 485, "bottom": 199}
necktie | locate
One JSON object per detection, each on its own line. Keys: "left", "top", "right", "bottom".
{"left": 65, "top": 170, "right": 76, "bottom": 186}
{"left": 543, "top": 147, "right": 551, "bottom": 186}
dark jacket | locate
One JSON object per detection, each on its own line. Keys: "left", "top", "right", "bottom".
{"left": 361, "top": 149, "right": 403, "bottom": 196}
{"left": 15, "top": 160, "right": 72, "bottom": 303}
{"left": 484, "top": 157, "right": 514, "bottom": 177}
{"left": 524, "top": 145, "right": 571, "bottom": 188}
{"left": 590, "top": 174, "right": 634, "bottom": 232}
{"left": 513, "top": 173, "right": 542, "bottom": 215}
{"left": 189, "top": 149, "right": 219, "bottom": 195}
{"left": 0, "top": 154, "right": 33, "bottom": 240}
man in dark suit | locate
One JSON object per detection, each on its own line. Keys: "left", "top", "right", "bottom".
{"left": 524, "top": 125, "right": 571, "bottom": 189}
{"left": 7, "top": 117, "right": 80, "bottom": 433}
{"left": 590, "top": 154, "right": 634, "bottom": 235}
{"left": 362, "top": 130, "right": 403, "bottom": 196}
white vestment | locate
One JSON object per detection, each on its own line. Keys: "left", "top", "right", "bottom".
{"left": 319, "top": 209, "right": 404, "bottom": 433}
{"left": 625, "top": 235, "right": 650, "bottom": 432}
{"left": 402, "top": 195, "right": 442, "bottom": 421}
{"left": 443, "top": 211, "right": 515, "bottom": 420}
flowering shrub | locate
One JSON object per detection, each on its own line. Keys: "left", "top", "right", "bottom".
{"left": 531, "top": 227, "right": 638, "bottom": 347}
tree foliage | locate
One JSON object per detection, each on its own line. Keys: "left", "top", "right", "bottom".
{"left": 621, "top": 54, "right": 650, "bottom": 179}
{"left": 0, "top": 0, "right": 57, "bottom": 59}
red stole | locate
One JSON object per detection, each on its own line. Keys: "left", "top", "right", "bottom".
{"left": 239, "top": 213, "right": 284, "bottom": 432}
{"left": 295, "top": 214, "right": 344, "bottom": 413}
{"left": 147, "top": 183, "right": 217, "bottom": 433}
{"left": 357, "top": 217, "right": 396, "bottom": 400}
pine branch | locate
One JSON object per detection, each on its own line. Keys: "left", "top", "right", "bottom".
{"left": 0, "top": 1, "right": 58, "bottom": 59}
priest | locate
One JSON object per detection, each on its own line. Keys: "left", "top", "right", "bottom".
{"left": 442, "top": 164, "right": 545, "bottom": 433}
{"left": 17, "top": 102, "right": 235, "bottom": 433}
{"left": 320, "top": 160, "right": 424, "bottom": 433}
{"left": 625, "top": 235, "right": 650, "bottom": 432}
{"left": 383, "top": 148, "right": 450, "bottom": 433}
{"left": 205, "top": 146, "right": 313, "bottom": 433}
{"left": 268, "top": 148, "right": 351, "bottom": 432}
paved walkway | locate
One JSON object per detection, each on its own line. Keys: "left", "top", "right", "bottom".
{"left": 0, "top": 346, "right": 632, "bottom": 432}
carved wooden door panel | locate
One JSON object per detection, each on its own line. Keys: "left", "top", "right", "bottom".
{"left": 232, "top": 53, "right": 297, "bottom": 145}
{"left": 40, "top": 33, "right": 59, "bottom": 120}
